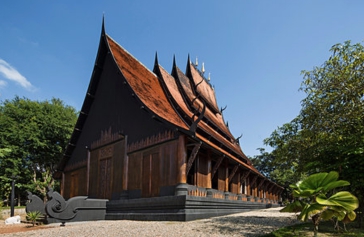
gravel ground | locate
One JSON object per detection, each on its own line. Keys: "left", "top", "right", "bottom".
{"left": 1, "top": 207, "right": 299, "bottom": 237}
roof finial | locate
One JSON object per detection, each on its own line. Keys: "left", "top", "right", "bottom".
{"left": 195, "top": 57, "right": 198, "bottom": 66}
{"left": 208, "top": 73, "right": 211, "bottom": 81}
{"left": 201, "top": 62, "right": 205, "bottom": 74}
{"left": 101, "top": 15, "right": 106, "bottom": 36}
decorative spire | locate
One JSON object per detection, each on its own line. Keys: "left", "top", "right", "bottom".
{"left": 195, "top": 57, "right": 198, "bottom": 66}
{"left": 208, "top": 73, "right": 211, "bottom": 81}
{"left": 201, "top": 62, "right": 205, "bottom": 74}
{"left": 171, "top": 54, "right": 177, "bottom": 77}
{"left": 186, "top": 54, "right": 192, "bottom": 76}
{"left": 153, "top": 51, "right": 159, "bottom": 74}
{"left": 154, "top": 51, "right": 159, "bottom": 65}
{"left": 101, "top": 15, "right": 106, "bottom": 37}
{"left": 173, "top": 54, "right": 177, "bottom": 68}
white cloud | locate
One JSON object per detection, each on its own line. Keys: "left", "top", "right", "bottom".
{"left": 0, "top": 59, "right": 35, "bottom": 91}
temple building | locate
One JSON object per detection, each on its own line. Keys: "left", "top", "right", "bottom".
{"left": 55, "top": 21, "right": 283, "bottom": 221}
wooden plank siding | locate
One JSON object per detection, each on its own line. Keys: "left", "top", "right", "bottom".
{"left": 229, "top": 172, "right": 240, "bottom": 194}
{"left": 196, "top": 155, "right": 211, "bottom": 188}
{"left": 87, "top": 139, "right": 127, "bottom": 200}
{"left": 217, "top": 163, "right": 227, "bottom": 192}
{"left": 63, "top": 167, "right": 87, "bottom": 198}
{"left": 111, "top": 140, "right": 126, "bottom": 198}
{"left": 128, "top": 139, "right": 179, "bottom": 198}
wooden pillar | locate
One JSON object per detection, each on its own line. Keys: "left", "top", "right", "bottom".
{"left": 177, "top": 135, "right": 187, "bottom": 183}
{"left": 275, "top": 187, "right": 279, "bottom": 201}
{"left": 237, "top": 173, "right": 241, "bottom": 194}
{"left": 194, "top": 156, "right": 198, "bottom": 185}
{"left": 86, "top": 148, "right": 91, "bottom": 195}
{"left": 61, "top": 172, "right": 65, "bottom": 196}
{"left": 250, "top": 175, "right": 258, "bottom": 197}
{"left": 246, "top": 176, "right": 251, "bottom": 196}
{"left": 257, "top": 179, "right": 265, "bottom": 199}
{"left": 240, "top": 170, "right": 250, "bottom": 195}
{"left": 272, "top": 186, "right": 277, "bottom": 201}
{"left": 224, "top": 162, "right": 229, "bottom": 192}
{"left": 264, "top": 184, "right": 268, "bottom": 199}
{"left": 206, "top": 152, "right": 212, "bottom": 188}
{"left": 122, "top": 155, "right": 128, "bottom": 191}
{"left": 228, "top": 165, "right": 239, "bottom": 194}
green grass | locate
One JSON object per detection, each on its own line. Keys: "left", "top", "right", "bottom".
{"left": 262, "top": 221, "right": 364, "bottom": 237}
{"left": 0, "top": 206, "right": 26, "bottom": 210}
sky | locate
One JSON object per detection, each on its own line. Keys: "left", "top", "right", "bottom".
{"left": 1, "top": 1, "right": 364, "bottom": 157}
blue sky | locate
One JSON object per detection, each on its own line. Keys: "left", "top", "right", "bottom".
{"left": 1, "top": 1, "right": 364, "bottom": 157}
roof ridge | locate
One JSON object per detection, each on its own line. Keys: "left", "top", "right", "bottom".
{"left": 106, "top": 34, "right": 157, "bottom": 78}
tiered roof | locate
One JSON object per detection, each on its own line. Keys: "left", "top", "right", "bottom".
{"left": 57, "top": 22, "right": 265, "bottom": 178}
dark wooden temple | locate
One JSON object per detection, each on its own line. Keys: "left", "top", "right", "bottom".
{"left": 55, "top": 21, "right": 283, "bottom": 221}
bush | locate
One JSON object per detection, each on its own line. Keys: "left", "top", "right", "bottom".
{"left": 26, "top": 211, "right": 42, "bottom": 226}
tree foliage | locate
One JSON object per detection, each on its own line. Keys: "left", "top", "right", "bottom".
{"left": 299, "top": 41, "right": 364, "bottom": 200}
{"left": 0, "top": 97, "right": 77, "bottom": 201}
{"left": 252, "top": 41, "right": 364, "bottom": 214}
{"left": 251, "top": 147, "right": 304, "bottom": 186}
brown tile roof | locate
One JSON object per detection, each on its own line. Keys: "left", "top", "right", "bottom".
{"left": 176, "top": 67, "right": 195, "bottom": 102}
{"left": 189, "top": 64, "right": 220, "bottom": 113}
{"left": 158, "top": 65, "right": 249, "bottom": 163}
{"left": 107, "top": 34, "right": 251, "bottom": 167}
{"left": 106, "top": 35, "right": 188, "bottom": 131}
{"left": 175, "top": 67, "right": 245, "bottom": 152}
{"left": 176, "top": 67, "right": 235, "bottom": 139}
{"left": 158, "top": 65, "right": 193, "bottom": 118}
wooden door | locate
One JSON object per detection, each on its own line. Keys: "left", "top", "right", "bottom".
{"left": 70, "top": 172, "right": 78, "bottom": 198}
{"left": 142, "top": 152, "right": 159, "bottom": 197}
{"left": 99, "top": 157, "right": 112, "bottom": 199}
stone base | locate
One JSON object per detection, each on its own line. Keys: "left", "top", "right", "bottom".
{"left": 105, "top": 195, "right": 278, "bottom": 221}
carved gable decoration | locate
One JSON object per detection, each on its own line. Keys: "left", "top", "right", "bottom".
{"left": 91, "top": 127, "right": 123, "bottom": 150}
{"left": 127, "top": 130, "right": 176, "bottom": 153}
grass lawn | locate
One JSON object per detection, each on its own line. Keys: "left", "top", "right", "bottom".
{"left": 1, "top": 206, "right": 26, "bottom": 210}
{"left": 262, "top": 221, "right": 364, "bottom": 237}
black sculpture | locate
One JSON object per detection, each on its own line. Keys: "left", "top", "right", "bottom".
{"left": 45, "top": 188, "right": 108, "bottom": 223}
{"left": 25, "top": 191, "right": 46, "bottom": 215}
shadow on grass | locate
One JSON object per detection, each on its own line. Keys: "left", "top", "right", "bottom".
{"left": 261, "top": 221, "right": 364, "bottom": 237}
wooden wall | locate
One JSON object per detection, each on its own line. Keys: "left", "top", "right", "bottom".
{"left": 62, "top": 134, "right": 280, "bottom": 201}
{"left": 217, "top": 163, "right": 227, "bottom": 191}
{"left": 87, "top": 139, "right": 126, "bottom": 199}
{"left": 127, "top": 139, "right": 179, "bottom": 198}
{"left": 195, "top": 155, "right": 212, "bottom": 188}
{"left": 229, "top": 172, "right": 240, "bottom": 194}
{"left": 63, "top": 167, "right": 87, "bottom": 199}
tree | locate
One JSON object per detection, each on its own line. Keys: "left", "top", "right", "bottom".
{"left": 251, "top": 147, "right": 305, "bottom": 188}
{"left": 281, "top": 171, "right": 359, "bottom": 236}
{"left": 0, "top": 148, "right": 13, "bottom": 206}
{"left": 0, "top": 97, "right": 77, "bottom": 201}
{"left": 299, "top": 41, "right": 364, "bottom": 204}
{"left": 259, "top": 41, "right": 364, "bottom": 220}
{"left": 253, "top": 41, "right": 364, "bottom": 227}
